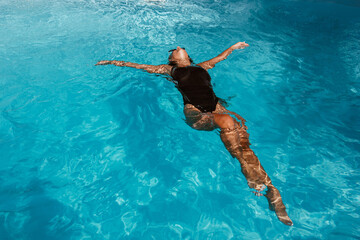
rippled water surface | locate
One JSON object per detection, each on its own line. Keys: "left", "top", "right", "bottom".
{"left": 1, "top": 0, "right": 360, "bottom": 239}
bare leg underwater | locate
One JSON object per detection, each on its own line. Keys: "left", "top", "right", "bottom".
{"left": 184, "top": 103, "right": 293, "bottom": 226}
{"left": 219, "top": 126, "right": 293, "bottom": 226}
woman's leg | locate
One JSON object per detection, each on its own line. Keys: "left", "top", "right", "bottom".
{"left": 213, "top": 113, "right": 293, "bottom": 226}
{"left": 183, "top": 104, "right": 217, "bottom": 131}
{"left": 183, "top": 104, "right": 293, "bottom": 225}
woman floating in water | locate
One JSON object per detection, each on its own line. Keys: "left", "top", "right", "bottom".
{"left": 96, "top": 42, "right": 293, "bottom": 226}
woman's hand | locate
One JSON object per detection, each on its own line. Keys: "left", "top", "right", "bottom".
{"left": 95, "top": 60, "right": 112, "bottom": 65}
{"left": 232, "top": 112, "right": 247, "bottom": 130}
{"left": 232, "top": 42, "right": 249, "bottom": 50}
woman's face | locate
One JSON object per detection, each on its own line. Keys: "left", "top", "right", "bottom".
{"left": 169, "top": 46, "right": 189, "bottom": 62}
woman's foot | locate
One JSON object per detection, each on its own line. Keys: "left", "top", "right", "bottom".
{"left": 265, "top": 185, "right": 293, "bottom": 226}
{"left": 274, "top": 207, "right": 293, "bottom": 226}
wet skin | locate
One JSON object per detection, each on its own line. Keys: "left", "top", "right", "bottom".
{"left": 96, "top": 42, "right": 293, "bottom": 226}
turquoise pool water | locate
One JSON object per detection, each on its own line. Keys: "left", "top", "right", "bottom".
{"left": 1, "top": 0, "right": 359, "bottom": 239}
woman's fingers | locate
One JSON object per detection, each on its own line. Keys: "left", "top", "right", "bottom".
{"left": 233, "top": 41, "right": 249, "bottom": 49}
{"left": 226, "top": 111, "right": 247, "bottom": 129}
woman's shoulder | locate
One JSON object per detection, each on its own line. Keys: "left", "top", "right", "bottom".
{"left": 171, "top": 64, "right": 207, "bottom": 76}
{"left": 194, "top": 64, "right": 208, "bottom": 71}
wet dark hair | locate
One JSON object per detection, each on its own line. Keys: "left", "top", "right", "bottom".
{"left": 168, "top": 52, "right": 194, "bottom": 66}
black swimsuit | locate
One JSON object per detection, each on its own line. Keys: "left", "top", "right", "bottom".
{"left": 171, "top": 65, "right": 219, "bottom": 113}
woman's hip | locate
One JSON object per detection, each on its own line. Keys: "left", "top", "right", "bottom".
{"left": 183, "top": 103, "right": 223, "bottom": 131}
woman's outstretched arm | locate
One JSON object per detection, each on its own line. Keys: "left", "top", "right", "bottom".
{"left": 95, "top": 60, "right": 172, "bottom": 75}
{"left": 197, "top": 42, "right": 249, "bottom": 70}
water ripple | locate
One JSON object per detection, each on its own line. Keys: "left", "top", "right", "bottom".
{"left": 1, "top": 0, "right": 360, "bottom": 239}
